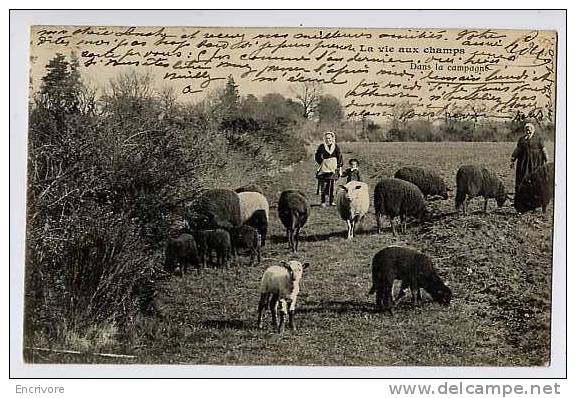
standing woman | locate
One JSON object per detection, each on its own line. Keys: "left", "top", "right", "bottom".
{"left": 510, "top": 122, "right": 549, "bottom": 193}
{"left": 315, "top": 131, "right": 343, "bottom": 207}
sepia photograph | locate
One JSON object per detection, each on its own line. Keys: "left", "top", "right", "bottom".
{"left": 10, "top": 9, "right": 566, "bottom": 378}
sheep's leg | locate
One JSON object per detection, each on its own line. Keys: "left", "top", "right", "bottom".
{"left": 288, "top": 229, "right": 294, "bottom": 252}
{"left": 257, "top": 247, "right": 261, "bottom": 264}
{"left": 375, "top": 288, "right": 384, "bottom": 312}
{"left": 483, "top": 198, "right": 488, "bottom": 213}
{"left": 389, "top": 215, "right": 397, "bottom": 236}
{"left": 346, "top": 219, "right": 353, "bottom": 240}
{"left": 410, "top": 286, "right": 420, "bottom": 306}
{"left": 380, "top": 274, "right": 394, "bottom": 315}
{"left": 270, "top": 294, "right": 279, "bottom": 328}
{"left": 288, "top": 310, "right": 296, "bottom": 331}
{"left": 400, "top": 215, "right": 407, "bottom": 234}
{"left": 257, "top": 293, "right": 269, "bottom": 329}
{"left": 294, "top": 227, "right": 301, "bottom": 252}
{"left": 376, "top": 213, "right": 382, "bottom": 234}
{"left": 416, "top": 288, "right": 422, "bottom": 304}
{"left": 278, "top": 300, "right": 288, "bottom": 334}
{"left": 249, "top": 249, "right": 255, "bottom": 266}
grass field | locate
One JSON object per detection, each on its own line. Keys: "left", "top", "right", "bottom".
{"left": 30, "top": 141, "right": 554, "bottom": 366}
{"left": 128, "top": 141, "right": 553, "bottom": 367}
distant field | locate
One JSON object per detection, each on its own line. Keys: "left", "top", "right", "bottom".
{"left": 109, "top": 142, "right": 557, "bottom": 366}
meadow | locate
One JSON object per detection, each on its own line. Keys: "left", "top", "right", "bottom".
{"left": 125, "top": 141, "right": 554, "bottom": 367}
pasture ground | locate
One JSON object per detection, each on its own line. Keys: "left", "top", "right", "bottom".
{"left": 141, "top": 141, "right": 555, "bottom": 367}
{"left": 31, "top": 142, "right": 553, "bottom": 366}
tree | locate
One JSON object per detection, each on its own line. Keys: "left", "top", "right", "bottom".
{"left": 291, "top": 82, "right": 322, "bottom": 119}
{"left": 316, "top": 95, "right": 344, "bottom": 125}
{"left": 219, "top": 75, "right": 240, "bottom": 121}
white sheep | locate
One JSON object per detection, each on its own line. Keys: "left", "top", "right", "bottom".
{"left": 237, "top": 191, "right": 269, "bottom": 246}
{"left": 336, "top": 181, "right": 370, "bottom": 239}
{"left": 257, "top": 260, "right": 310, "bottom": 333}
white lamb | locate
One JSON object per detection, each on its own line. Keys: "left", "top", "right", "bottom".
{"left": 336, "top": 181, "right": 370, "bottom": 239}
{"left": 257, "top": 260, "right": 309, "bottom": 333}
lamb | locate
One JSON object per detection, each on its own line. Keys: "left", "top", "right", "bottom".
{"left": 455, "top": 165, "right": 509, "bottom": 215}
{"left": 191, "top": 229, "right": 231, "bottom": 268}
{"left": 237, "top": 191, "right": 269, "bottom": 247}
{"left": 374, "top": 178, "right": 428, "bottom": 236}
{"left": 514, "top": 162, "right": 555, "bottom": 214}
{"left": 336, "top": 181, "right": 370, "bottom": 239}
{"left": 257, "top": 260, "right": 310, "bottom": 333}
{"left": 394, "top": 166, "right": 449, "bottom": 200}
{"left": 368, "top": 246, "right": 452, "bottom": 314}
{"left": 278, "top": 190, "right": 309, "bottom": 253}
{"left": 188, "top": 189, "right": 241, "bottom": 231}
{"left": 164, "top": 234, "right": 201, "bottom": 276}
{"left": 230, "top": 225, "right": 261, "bottom": 265}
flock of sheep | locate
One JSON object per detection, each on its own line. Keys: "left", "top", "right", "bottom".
{"left": 164, "top": 161, "right": 554, "bottom": 333}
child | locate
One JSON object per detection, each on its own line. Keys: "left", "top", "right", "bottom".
{"left": 341, "top": 158, "right": 361, "bottom": 183}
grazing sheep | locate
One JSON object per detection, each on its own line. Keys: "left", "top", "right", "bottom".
{"left": 368, "top": 246, "right": 452, "bottom": 314}
{"left": 235, "top": 184, "right": 265, "bottom": 196}
{"left": 188, "top": 189, "right": 241, "bottom": 231}
{"left": 230, "top": 225, "right": 261, "bottom": 265}
{"left": 192, "top": 229, "right": 231, "bottom": 268}
{"left": 455, "top": 165, "right": 508, "bottom": 215}
{"left": 238, "top": 191, "right": 269, "bottom": 247}
{"left": 257, "top": 260, "right": 310, "bottom": 333}
{"left": 336, "top": 181, "right": 370, "bottom": 239}
{"left": 514, "top": 162, "right": 555, "bottom": 214}
{"left": 278, "top": 190, "right": 309, "bottom": 253}
{"left": 164, "top": 234, "right": 201, "bottom": 276}
{"left": 394, "top": 166, "right": 449, "bottom": 200}
{"left": 374, "top": 178, "right": 428, "bottom": 236}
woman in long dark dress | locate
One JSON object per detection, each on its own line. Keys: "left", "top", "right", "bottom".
{"left": 510, "top": 122, "right": 549, "bottom": 193}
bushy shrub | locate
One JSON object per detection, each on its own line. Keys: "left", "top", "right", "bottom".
{"left": 24, "top": 57, "right": 308, "bottom": 353}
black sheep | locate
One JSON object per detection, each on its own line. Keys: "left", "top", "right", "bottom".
{"left": 192, "top": 229, "right": 231, "bottom": 268}
{"left": 188, "top": 189, "right": 241, "bottom": 231}
{"left": 230, "top": 225, "right": 261, "bottom": 265}
{"left": 394, "top": 166, "right": 449, "bottom": 199}
{"left": 514, "top": 162, "right": 555, "bottom": 214}
{"left": 278, "top": 190, "right": 309, "bottom": 253}
{"left": 374, "top": 178, "right": 428, "bottom": 236}
{"left": 164, "top": 234, "right": 201, "bottom": 276}
{"left": 455, "top": 165, "right": 508, "bottom": 215}
{"left": 368, "top": 246, "right": 452, "bottom": 314}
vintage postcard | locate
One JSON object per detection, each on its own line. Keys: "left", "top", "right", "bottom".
{"left": 20, "top": 21, "right": 561, "bottom": 374}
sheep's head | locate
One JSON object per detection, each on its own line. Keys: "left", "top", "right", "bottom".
{"left": 340, "top": 183, "right": 366, "bottom": 202}
{"left": 438, "top": 181, "right": 449, "bottom": 200}
{"left": 427, "top": 276, "right": 452, "bottom": 306}
{"left": 281, "top": 260, "right": 309, "bottom": 283}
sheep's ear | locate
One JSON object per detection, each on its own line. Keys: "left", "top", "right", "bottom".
{"left": 302, "top": 262, "right": 310, "bottom": 270}
{"left": 339, "top": 185, "right": 347, "bottom": 192}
